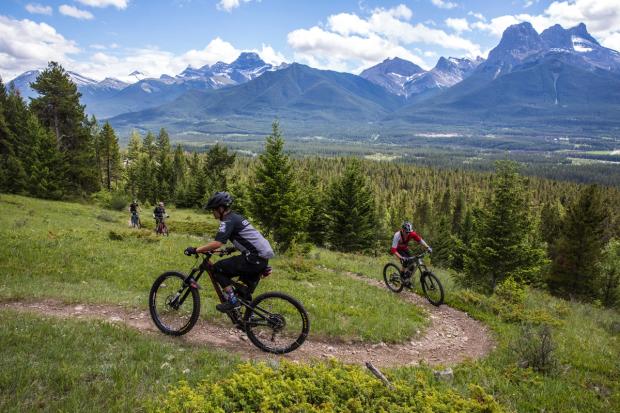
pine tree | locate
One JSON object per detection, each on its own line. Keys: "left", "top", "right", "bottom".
{"left": 461, "top": 161, "right": 548, "bottom": 292}
{"left": 127, "top": 130, "right": 142, "bottom": 162}
{"left": 88, "top": 115, "right": 103, "bottom": 186}
{"left": 26, "top": 113, "right": 64, "bottom": 198}
{"left": 172, "top": 144, "right": 186, "bottom": 192}
{"left": 99, "top": 122, "right": 121, "bottom": 190}
{"left": 204, "top": 143, "right": 236, "bottom": 195}
{"left": 142, "top": 131, "right": 157, "bottom": 160}
{"left": 306, "top": 173, "right": 329, "bottom": 246}
{"left": 549, "top": 184, "right": 610, "bottom": 298}
{"left": 595, "top": 239, "right": 620, "bottom": 307}
{"left": 326, "top": 159, "right": 379, "bottom": 252}
{"left": 30, "top": 62, "right": 99, "bottom": 194}
{"left": 250, "top": 121, "right": 308, "bottom": 251}
{"left": 0, "top": 82, "right": 28, "bottom": 193}
{"left": 155, "top": 128, "right": 173, "bottom": 201}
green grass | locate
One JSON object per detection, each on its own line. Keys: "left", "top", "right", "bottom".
{"left": 0, "top": 194, "right": 426, "bottom": 342}
{"left": 0, "top": 309, "right": 238, "bottom": 413}
{"left": 2, "top": 193, "right": 620, "bottom": 412}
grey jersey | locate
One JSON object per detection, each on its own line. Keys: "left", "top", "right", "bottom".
{"left": 214, "top": 212, "right": 274, "bottom": 259}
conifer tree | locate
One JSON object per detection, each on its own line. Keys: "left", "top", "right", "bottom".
{"left": 127, "top": 130, "right": 142, "bottom": 162}
{"left": 26, "top": 113, "right": 64, "bottom": 198}
{"left": 99, "top": 122, "right": 121, "bottom": 190}
{"left": 155, "top": 128, "right": 173, "bottom": 201}
{"left": 452, "top": 191, "right": 466, "bottom": 235}
{"left": 0, "top": 83, "right": 28, "bottom": 193}
{"left": 204, "top": 143, "right": 236, "bottom": 194}
{"left": 250, "top": 121, "right": 307, "bottom": 251}
{"left": 142, "top": 131, "right": 157, "bottom": 159}
{"left": 549, "top": 184, "right": 610, "bottom": 298}
{"left": 30, "top": 62, "right": 99, "bottom": 194}
{"left": 172, "top": 144, "right": 186, "bottom": 191}
{"left": 326, "top": 159, "right": 379, "bottom": 252}
{"left": 306, "top": 173, "right": 329, "bottom": 246}
{"left": 595, "top": 239, "right": 620, "bottom": 307}
{"left": 461, "top": 161, "right": 548, "bottom": 292}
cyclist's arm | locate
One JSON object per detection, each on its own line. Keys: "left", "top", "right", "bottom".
{"left": 411, "top": 232, "right": 431, "bottom": 250}
{"left": 196, "top": 240, "right": 223, "bottom": 253}
{"left": 390, "top": 232, "right": 406, "bottom": 260}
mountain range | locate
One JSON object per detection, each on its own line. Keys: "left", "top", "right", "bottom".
{"left": 7, "top": 22, "right": 620, "bottom": 138}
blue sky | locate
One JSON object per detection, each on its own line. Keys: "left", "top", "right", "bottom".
{"left": 1, "top": 0, "right": 619, "bottom": 82}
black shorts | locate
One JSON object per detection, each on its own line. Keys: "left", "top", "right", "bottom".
{"left": 399, "top": 249, "right": 412, "bottom": 258}
{"left": 213, "top": 254, "right": 268, "bottom": 291}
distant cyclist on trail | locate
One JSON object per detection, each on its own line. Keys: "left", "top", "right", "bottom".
{"left": 129, "top": 200, "right": 140, "bottom": 226}
{"left": 390, "top": 221, "right": 432, "bottom": 273}
{"left": 153, "top": 201, "right": 167, "bottom": 228}
{"left": 183, "top": 191, "right": 274, "bottom": 313}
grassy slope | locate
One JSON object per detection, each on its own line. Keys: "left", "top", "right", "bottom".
{"left": 1, "top": 194, "right": 619, "bottom": 412}
{"left": 0, "top": 194, "right": 425, "bottom": 342}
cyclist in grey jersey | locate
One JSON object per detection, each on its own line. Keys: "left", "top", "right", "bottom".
{"left": 184, "top": 191, "right": 274, "bottom": 313}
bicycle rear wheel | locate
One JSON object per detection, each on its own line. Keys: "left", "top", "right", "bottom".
{"left": 421, "top": 271, "right": 444, "bottom": 306}
{"left": 149, "top": 271, "right": 200, "bottom": 335}
{"left": 244, "top": 292, "right": 310, "bottom": 354}
{"left": 383, "top": 263, "right": 404, "bottom": 293}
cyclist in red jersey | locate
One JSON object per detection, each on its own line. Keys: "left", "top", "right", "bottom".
{"left": 390, "top": 221, "right": 432, "bottom": 272}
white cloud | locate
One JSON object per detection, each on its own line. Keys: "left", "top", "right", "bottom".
{"left": 287, "top": 4, "right": 482, "bottom": 72}
{"left": 72, "top": 38, "right": 285, "bottom": 82}
{"left": 471, "top": 0, "right": 620, "bottom": 51}
{"left": 524, "top": 1, "right": 534, "bottom": 8}
{"left": 445, "top": 18, "right": 470, "bottom": 33}
{"left": 59, "top": 5, "right": 94, "bottom": 20}
{"left": 25, "top": 3, "right": 53, "bottom": 15}
{"left": 0, "top": 16, "right": 80, "bottom": 80}
{"left": 0, "top": 14, "right": 286, "bottom": 83}
{"left": 468, "top": 11, "right": 486, "bottom": 21}
{"left": 431, "top": 0, "right": 458, "bottom": 10}
{"left": 76, "top": 0, "right": 128, "bottom": 9}
{"left": 217, "top": 0, "right": 252, "bottom": 12}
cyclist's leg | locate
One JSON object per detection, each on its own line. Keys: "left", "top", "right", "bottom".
{"left": 399, "top": 249, "right": 412, "bottom": 272}
{"left": 213, "top": 256, "right": 265, "bottom": 310}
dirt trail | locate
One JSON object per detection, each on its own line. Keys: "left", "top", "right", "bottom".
{"left": 1, "top": 273, "right": 494, "bottom": 368}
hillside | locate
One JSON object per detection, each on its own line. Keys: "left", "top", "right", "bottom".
{"left": 1, "top": 193, "right": 619, "bottom": 412}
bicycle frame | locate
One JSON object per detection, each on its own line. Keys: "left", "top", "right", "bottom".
{"left": 173, "top": 252, "right": 259, "bottom": 326}
{"left": 402, "top": 252, "right": 430, "bottom": 287}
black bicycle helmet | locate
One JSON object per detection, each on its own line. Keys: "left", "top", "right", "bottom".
{"left": 204, "top": 191, "right": 233, "bottom": 210}
{"left": 401, "top": 221, "right": 414, "bottom": 233}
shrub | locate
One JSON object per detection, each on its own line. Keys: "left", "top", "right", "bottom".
{"left": 512, "top": 323, "right": 558, "bottom": 375}
{"left": 152, "top": 361, "right": 504, "bottom": 413}
{"left": 109, "top": 191, "right": 129, "bottom": 211}
{"left": 96, "top": 214, "right": 117, "bottom": 223}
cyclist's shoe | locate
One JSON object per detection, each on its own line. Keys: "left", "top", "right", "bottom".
{"left": 216, "top": 300, "right": 241, "bottom": 313}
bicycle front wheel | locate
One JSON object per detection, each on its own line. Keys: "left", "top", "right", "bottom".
{"left": 383, "top": 263, "right": 404, "bottom": 293}
{"left": 149, "top": 271, "right": 200, "bottom": 335}
{"left": 244, "top": 292, "right": 310, "bottom": 354}
{"left": 421, "top": 271, "right": 444, "bottom": 306}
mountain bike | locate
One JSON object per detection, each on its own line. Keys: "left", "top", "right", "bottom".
{"left": 130, "top": 212, "right": 141, "bottom": 228}
{"left": 383, "top": 251, "right": 444, "bottom": 306}
{"left": 154, "top": 215, "right": 168, "bottom": 235}
{"left": 149, "top": 249, "right": 310, "bottom": 354}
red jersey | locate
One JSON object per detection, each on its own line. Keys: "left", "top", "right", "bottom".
{"left": 390, "top": 230, "right": 422, "bottom": 254}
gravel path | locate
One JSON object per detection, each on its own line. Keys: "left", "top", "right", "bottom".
{"left": 1, "top": 272, "right": 494, "bottom": 368}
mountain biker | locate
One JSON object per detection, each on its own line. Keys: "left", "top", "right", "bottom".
{"left": 129, "top": 200, "right": 140, "bottom": 225}
{"left": 153, "top": 201, "right": 167, "bottom": 228}
{"left": 184, "top": 191, "right": 274, "bottom": 313}
{"left": 391, "top": 221, "right": 432, "bottom": 274}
